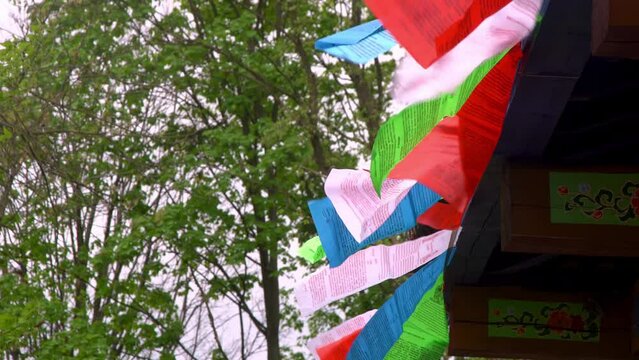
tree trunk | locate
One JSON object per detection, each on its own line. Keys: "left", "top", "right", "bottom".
{"left": 259, "top": 246, "right": 280, "bottom": 360}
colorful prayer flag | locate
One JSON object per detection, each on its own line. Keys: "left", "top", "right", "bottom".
{"left": 325, "top": 169, "right": 417, "bottom": 242}
{"left": 295, "top": 230, "right": 453, "bottom": 316}
{"left": 390, "top": 46, "right": 523, "bottom": 229}
{"left": 308, "top": 310, "right": 377, "bottom": 360}
{"left": 364, "top": 0, "right": 510, "bottom": 68}
{"left": 315, "top": 20, "right": 396, "bottom": 64}
{"left": 309, "top": 183, "right": 440, "bottom": 267}
{"left": 346, "top": 247, "right": 453, "bottom": 359}
{"left": 384, "top": 274, "right": 448, "bottom": 359}
{"left": 299, "top": 236, "right": 326, "bottom": 264}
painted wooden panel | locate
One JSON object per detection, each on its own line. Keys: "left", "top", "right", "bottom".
{"left": 549, "top": 172, "right": 639, "bottom": 226}
{"left": 449, "top": 286, "right": 632, "bottom": 359}
{"left": 501, "top": 163, "right": 639, "bottom": 256}
{"left": 488, "top": 299, "right": 601, "bottom": 342}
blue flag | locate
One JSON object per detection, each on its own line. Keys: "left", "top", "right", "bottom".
{"left": 347, "top": 249, "right": 452, "bottom": 359}
{"left": 309, "top": 183, "right": 440, "bottom": 267}
{"left": 315, "top": 20, "right": 396, "bottom": 64}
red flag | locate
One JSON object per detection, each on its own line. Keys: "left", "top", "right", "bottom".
{"left": 365, "top": 0, "right": 510, "bottom": 69}
{"left": 316, "top": 330, "right": 362, "bottom": 360}
{"left": 388, "top": 45, "right": 522, "bottom": 229}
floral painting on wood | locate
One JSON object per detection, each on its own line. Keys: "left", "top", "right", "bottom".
{"left": 488, "top": 299, "right": 602, "bottom": 342}
{"left": 549, "top": 172, "right": 639, "bottom": 226}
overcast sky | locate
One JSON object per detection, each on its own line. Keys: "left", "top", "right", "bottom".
{"left": 0, "top": 0, "right": 20, "bottom": 42}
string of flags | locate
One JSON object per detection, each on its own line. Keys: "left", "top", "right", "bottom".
{"left": 298, "top": 0, "right": 544, "bottom": 359}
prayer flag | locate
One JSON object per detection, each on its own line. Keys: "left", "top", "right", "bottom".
{"left": 315, "top": 20, "right": 396, "bottom": 64}
{"left": 364, "top": 0, "right": 510, "bottom": 68}
{"left": 309, "top": 183, "right": 439, "bottom": 267}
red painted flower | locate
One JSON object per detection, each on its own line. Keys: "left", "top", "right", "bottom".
{"left": 591, "top": 210, "right": 603, "bottom": 220}
{"left": 557, "top": 185, "right": 569, "bottom": 195}
{"left": 570, "top": 315, "right": 585, "bottom": 332}
{"left": 632, "top": 190, "right": 639, "bottom": 216}
{"left": 493, "top": 309, "right": 501, "bottom": 316}
{"left": 547, "top": 310, "right": 572, "bottom": 333}
{"left": 516, "top": 326, "right": 526, "bottom": 336}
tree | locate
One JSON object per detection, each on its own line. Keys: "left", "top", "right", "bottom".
{"left": 0, "top": 0, "right": 394, "bottom": 359}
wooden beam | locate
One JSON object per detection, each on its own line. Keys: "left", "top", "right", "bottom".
{"left": 593, "top": 0, "right": 639, "bottom": 59}
{"left": 496, "top": 0, "right": 593, "bottom": 157}
{"left": 449, "top": 0, "right": 595, "bottom": 286}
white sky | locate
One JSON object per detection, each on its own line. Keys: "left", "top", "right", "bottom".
{"left": 0, "top": 0, "right": 20, "bottom": 42}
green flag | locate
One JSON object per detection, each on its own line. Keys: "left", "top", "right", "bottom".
{"left": 384, "top": 274, "right": 448, "bottom": 359}
{"left": 371, "top": 51, "right": 507, "bottom": 194}
{"left": 298, "top": 236, "right": 326, "bottom": 263}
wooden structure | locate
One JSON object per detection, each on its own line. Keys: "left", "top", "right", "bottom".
{"left": 592, "top": 0, "right": 639, "bottom": 59}
{"left": 501, "top": 164, "right": 639, "bottom": 257}
{"left": 450, "top": 286, "right": 632, "bottom": 359}
{"left": 446, "top": 0, "right": 639, "bottom": 358}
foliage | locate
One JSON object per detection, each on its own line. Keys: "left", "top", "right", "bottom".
{"left": 0, "top": 0, "right": 394, "bottom": 359}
